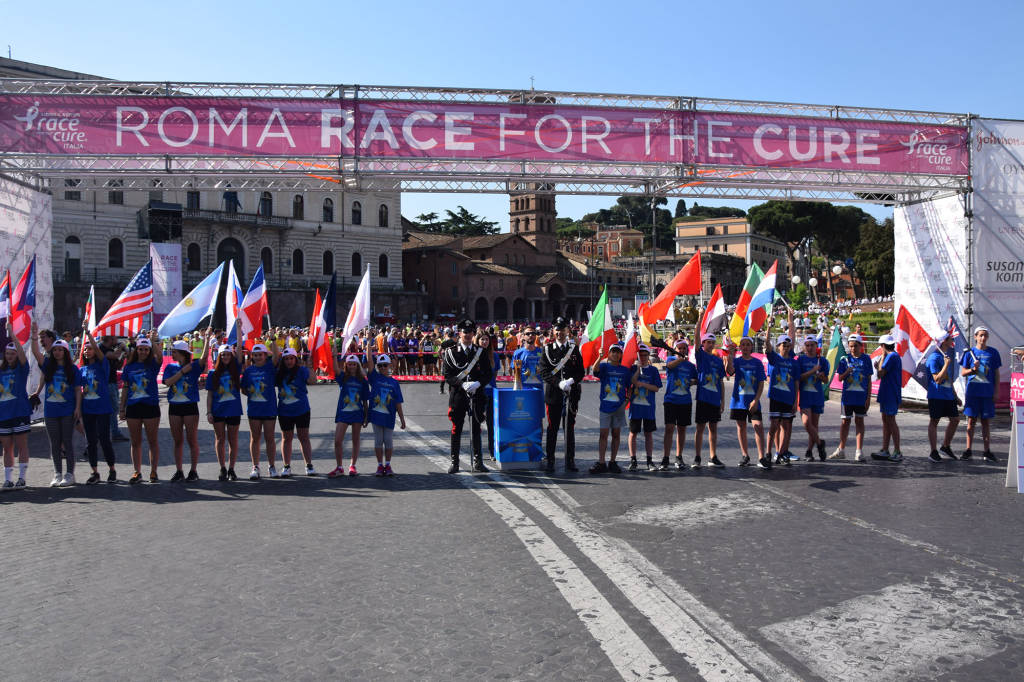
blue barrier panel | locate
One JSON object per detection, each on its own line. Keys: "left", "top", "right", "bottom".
{"left": 492, "top": 387, "right": 544, "bottom": 469}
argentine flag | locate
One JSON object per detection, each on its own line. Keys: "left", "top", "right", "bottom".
{"left": 157, "top": 262, "right": 225, "bottom": 338}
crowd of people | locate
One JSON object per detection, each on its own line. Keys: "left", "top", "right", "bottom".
{"left": 0, "top": 301, "right": 1005, "bottom": 490}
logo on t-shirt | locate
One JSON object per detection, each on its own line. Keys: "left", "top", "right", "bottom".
{"left": 168, "top": 378, "right": 191, "bottom": 403}
{"left": 602, "top": 378, "right": 622, "bottom": 402}
{"left": 701, "top": 372, "right": 720, "bottom": 393}
{"left": 246, "top": 378, "right": 268, "bottom": 402}
{"left": 216, "top": 375, "right": 235, "bottom": 403}
{"left": 46, "top": 375, "right": 69, "bottom": 403}
{"left": 280, "top": 381, "right": 300, "bottom": 405}
{"left": 372, "top": 387, "right": 394, "bottom": 414}
{"left": 128, "top": 373, "right": 149, "bottom": 400}
{"left": 772, "top": 367, "right": 792, "bottom": 393}
{"left": 737, "top": 369, "right": 756, "bottom": 395}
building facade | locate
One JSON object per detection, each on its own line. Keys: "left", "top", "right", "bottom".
{"left": 674, "top": 217, "right": 790, "bottom": 276}
{"left": 559, "top": 223, "right": 645, "bottom": 262}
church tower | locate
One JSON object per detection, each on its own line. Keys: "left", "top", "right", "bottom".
{"left": 509, "top": 185, "right": 557, "bottom": 255}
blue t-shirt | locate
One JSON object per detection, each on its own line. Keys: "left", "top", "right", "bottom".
{"left": 877, "top": 352, "right": 902, "bottom": 407}
{"left": 961, "top": 347, "right": 1002, "bottom": 399}
{"left": 766, "top": 351, "right": 797, "bottom": 405}
{"left": 695, "top": 347, "right": 725, "bottom": 406}
{"left": 597, "top": 362, "right": 632, "bottom": 414}
{"left": 514, "top": 347, "right": 543, "bottom": 387}
{"left": 629, "top": 364, "right": 662, "bottom": 420}
{"left": 926, "top": 350, "right": 957, "bottom": 401}
{"left": 42, "top": 360, "right": 76, "bottom": 418}
{"left": 335, "top": 374, "right": 369, "bottom": 423}
{"left": 0, "top": 362, "right": 30, "bottom": 420}
{"left": 368, "top": 370, "right": 404, "bottom": 429}
{"left": 664, "top": 356, "right": 696, "bottom": 405}
{"left": 242, "top": 362, "right": 278, "bottom": 418}
{"left": 122, "top": 361, "right": 160, "bottom": 406}
{"left": 206, "top": 369, "right": 242, "bottom": 418}
{"left": 77, "top": 358, "right": 112, "bottom": 415}
{"left": 277, "top": 365, "right": 311, "bottom": 417}
{"left": 838, "top": 354, "right": 873, "bottom": 406}
{"left": 165, "top": 359, "right": 203, "bottom": 404}
{"left": 797, "top": 354, "right": 829, "bottom": 409}
{"left": 730, "top": 355, "right": 766, "bottom": 410}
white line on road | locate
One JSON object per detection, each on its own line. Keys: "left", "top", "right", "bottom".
{"left": 618, "top": 493, "right": 782, "bottom": 529}
{"left": 399, "top": 424, "right": 674, "bottom": 681}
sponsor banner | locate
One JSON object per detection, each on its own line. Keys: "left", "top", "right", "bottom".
{"left": 492, "top": 387, "right": 543, "bottom": 464}
{"left": 149, "top": 242, "right": 182, "bottom": 324}
{"left": 0, "top": 95, "right": 968, "bottom": 174}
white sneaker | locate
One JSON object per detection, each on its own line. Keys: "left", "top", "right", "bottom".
{"left": 828, "top": 447, "right": 846, "bottom": 460}
{"left": 249, "top": 467, "right": 260, "bottom": 480}
{"left": 269, "top": 466, "right": 280, "bottom": 478}
{"left": 58, "top": 472, "right": 75, "bottom": 487}
{"left": 854, "top": 450, "right": 865, "bottom": 463}
{"left": 305, "top": 464, "right": 316, "bottom": 476}
{"left": 280, "top": 466, "right": 291, "bottom": 478}
{"left": 50, "top": 474, "right": 62, "bottom": 488}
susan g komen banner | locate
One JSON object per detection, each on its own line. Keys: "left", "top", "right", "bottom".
{"left": 0, "top": 95, "right": 968, "bottom": 174}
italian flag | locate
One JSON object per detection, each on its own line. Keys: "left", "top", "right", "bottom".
{"left": 580, "top": 287, "right": 617, "bottom": 368}
{"left": 728, "top": 262, "right": 765, "bottom": 344}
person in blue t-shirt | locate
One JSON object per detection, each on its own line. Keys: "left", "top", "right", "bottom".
{"left": 959, "top": 326, "right": 1001, "bottom": 462}
{"left": 207, "top": 339, "right": 244, "bottom": 481}
{"left": 328, "top": 352, "right": 370, "bottom": 478}
{"left": 163, "top": 333, "right": 212, "bottom": 483}
{"left": 365, "top": 346, "right": 406, "bottom": 477}
{"left": 797, "top": 335, "right": 830, "bottom": 461}
{"left": 276, "top": 347, "right": 318, "bottom": 477}
{"left": 726, "top": 336, "right": 768, "bottom": 468}
{"left": 693, "top": 333, "right": 726, "bottom": 468}
{"left": 589, "top": 343, "right": 632, "bottom": 474}
{"left": 925, "top": 333, "right": 960, "bottom": 462}
{"left": 872, "top": 334, "right": 903, "bottom": 462}
{"left": 661, "top": 338, "right": 696, "bottom": 470}
{"left": 241, "top": 340, "right": 282, "bottom": 480}
{"left": 513, "top": 328, "right": 544, "bottom": 389}
{"left": 627, "top": 344, "right": 662, "bottom": 471}
{"left": 118, "top": 330, "right": 163, "bottom": 484}
{"left": 31, "top": 331, "right": 79, "bottom": 487}
{"left": 76, "top": 329, "right": 116, "bottom": 483}
{"left": 830, "top": 334, "right": 873, "bottom": 462}
{"left": 0, "top": 322, "right": 32, "bottom": 491}
{"left": 765, "top": 310, "right": 798, "bottom": 465}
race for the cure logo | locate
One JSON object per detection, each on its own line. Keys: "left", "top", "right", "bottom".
{"left": 12, "top": 100, "right": 87, "bottom": 150}
{"left": 1010, "top": 373, "right": 1024, "bottom": 403}
{"left": 900, "top": 130, "right": 953, "bottom": 167}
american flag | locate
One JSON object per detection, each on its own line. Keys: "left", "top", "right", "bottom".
{"left": 92, "top": 260, "right": 153, "bottom": 338}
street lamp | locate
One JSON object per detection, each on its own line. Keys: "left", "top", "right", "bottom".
{"left": 808, "top": 276, "right": 818, "bottom": 304}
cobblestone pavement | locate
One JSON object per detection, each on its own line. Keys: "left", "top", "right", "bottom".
{"left": 2, "top": 381, "right": 1021, "bottom": 681}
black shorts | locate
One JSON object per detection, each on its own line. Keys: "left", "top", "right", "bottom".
{"left": 126, "top": 403, "right": 160, "bottom": 420}
{"left": 730, "top": 407, "right": 763, "bottom": 423}
{"left": 0, "top": 415, "right": 31, "bottom": 435}
{"left": 168, "top": 402, "right": 199, "bottom": 417}
{"left": 212, "top": 415, "right": 241, "bottom": 426}
{"left": 628, "top": 418, "right": 657, "bottom": 434}
{"left": 663, "top": 402, "right": 692, "bottom": 427}
{"left": 928, "top": 399, "right": 958, "bottom": 420}
{"left": 769, "top": 399, "right": 795, "bottom": 420}
{"left": 278, "top": 412, "right": 312, "bottom": 431}
{"left": 248, "top": 415, "right": 277, "bottom": 425}
{"left": 841, "top": 403, "right": 867, "bottom": 419}
{"left": 694, "top": 400, "right": 721, "bottom": 424}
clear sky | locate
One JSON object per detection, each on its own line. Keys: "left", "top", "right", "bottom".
{"left": 4, "top": 0, "right": 1021, "bottom": 228}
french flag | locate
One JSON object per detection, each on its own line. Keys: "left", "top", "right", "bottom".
{"left": 11, "top": 257, "right": 35, "bottom": 345}
{"left": 239, "top": 264, "right": 268, "bottom": 348}
{"left": 224, "top": 260, "right": 244, "bottom": 345}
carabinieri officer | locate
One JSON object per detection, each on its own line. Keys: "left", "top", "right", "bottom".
{"left": 536, "top": 316, "right": 585, "bottom": 473}
{"left": 442, "top": 319, "right": 493, "bottom": 474}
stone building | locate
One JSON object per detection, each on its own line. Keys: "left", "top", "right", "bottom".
{"left": 674, "top": 216, "right": 791, "bottom": 275}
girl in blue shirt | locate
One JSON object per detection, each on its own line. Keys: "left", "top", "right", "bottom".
{"left": 872, "top": 335, "right": 903, "bottom": 462}
{"left": 118, "top": 330, "right": 163, "bottom": 483}
{"left": 31, "top": 328, "right": 78, "bottom": 486}
{"left": 725, "top": 336, "right": 768, "bottom": 468}
{"left": 796, "top": 336, "right": 830, "bottom": 461}
{"left": 275, "top": 347, "right": 317, "bottom": 477}
{"left": 627, "top": 345, "right": 662, "bottom": 471}
{"left": 661, "top": 338, "right": 697, "bottom": 470}
{"left": 206, "top": 334, "right": 244, "bottom": 481}
{"left": 765, "top": 310, "right": 798, "bottom": 465}
{"left": 328, "top": 352, "right": 369, "bottom": 478}
{"left": 76, "top": 329, "right": 116, "bottom": 482}
{"left": 241, "top": 339, "right": 281, "bottom": 480}
{"left": 163, "top": 332, "right": 212, "bottom": 482}
{"left": 365, "top": 345, "right": 406, "bottom": 477}
{"left": 0, "top": 322, "right": 31, "bottom": 491}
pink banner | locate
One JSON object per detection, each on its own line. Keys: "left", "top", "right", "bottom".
{"left": 0, "top": 95, "right": 968, "bottom": 174}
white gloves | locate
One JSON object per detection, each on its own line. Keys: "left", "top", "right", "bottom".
{"left": 558, "top": 378, "right": 575, "bottom": 392}
{"left": 462, "top": 380, "right": 480, "bottom": 394}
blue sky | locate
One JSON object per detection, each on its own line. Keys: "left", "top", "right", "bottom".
{"left": 5, "top": 0, "right": 1021, "bottom": 228}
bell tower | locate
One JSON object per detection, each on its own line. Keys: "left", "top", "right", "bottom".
{"left": 509, "top": 185, "right": 557, "bottom": 254}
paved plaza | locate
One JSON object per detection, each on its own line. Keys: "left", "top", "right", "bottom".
{"left": 2, "top": 381, "right": 1022, "bottom": 681}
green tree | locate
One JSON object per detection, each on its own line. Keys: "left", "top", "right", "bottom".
{"left": 674, "top": 199, "right": 688, "bottom": 218}
{"left": 414, "top": 211, "right": 442, "bottom": 231}
{"left": 854, "top": 217, "right": 895, "bottom": 296}
{"left": 581, "top": 195, "right": 674, "bottom": 249}
{"left": 786, "top": 283, "right": 809, "bottom": 309}
{"left": 556, "top": 220, "right": 594, "bottom": 240}
{"left": 688, "top": 203, "right": 746, "bottom": 218}
{"left": 412, "top": 207, "right": 498, "bottom": 236}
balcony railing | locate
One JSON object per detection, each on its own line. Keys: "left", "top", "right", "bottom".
{"left": 184, "top": 207, "right": 291, "bottom": 229}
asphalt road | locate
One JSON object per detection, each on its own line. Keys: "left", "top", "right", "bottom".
{"left": 2, "top": 380, "right": 1021, "bottom": 681}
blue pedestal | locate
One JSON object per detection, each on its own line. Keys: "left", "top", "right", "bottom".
{"left": 492, "top": 387, "right": 544, "bottom": 470}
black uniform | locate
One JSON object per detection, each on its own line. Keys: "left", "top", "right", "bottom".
{"left": 438, "top": 335, "right": 457, "bottom": 393}
{"left": 442, "top": 341, "right": 493, "bottom": 472}
{"left": 537, "top": 338, "right": 586, "bottom": 471}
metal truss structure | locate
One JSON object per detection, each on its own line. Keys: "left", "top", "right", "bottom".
{"left": 0, "top": 79, "right": 971, "bottom": 204}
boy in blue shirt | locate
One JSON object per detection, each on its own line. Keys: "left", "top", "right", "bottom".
{"left": 661, "top": 338, "right": 696, "bottom": 470}
{"left": 365, "top": 349, "right": 406, "bottom": 476}
{"left": 959, "top": 326, "right": 1001, "bottom": 462}
{"left": 627, "top": 344, "right": 662, "bottom": 471}
{"left": 513, "top": 327, "right": 543, "bottom": 389}
{"left": 926, "top": 333, "right": 961, "bottom": 462}
{"left": 872, "top": 334, "right": 903, "bottom": 462}
{"left": 765, "top": 311, "right": 798, "bottom": 465}
{"left": 589, "top": 343, "right": 632, "bottom": 474}
{"left": 693, "top": 333, "right": 726, "bottom": 468}
{"left": 725, "top": 336, "right": 769, "bottom": 468}
{"left": 829, "top": 334, "right": 873, "bottom": 462}
{"left": 797, "top": 335, "right": 829, "bottom": 461}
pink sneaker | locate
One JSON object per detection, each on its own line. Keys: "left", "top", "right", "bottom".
{"left": 348, "top": 465, "right": 358, "bottom": 477}
{"left": 326, "top": 466, "right": 346, "bottom": 479}
{"left": 384, "top": 463, "right": 394, "bottom": 477}
{"left": 374, "top": 464, "right": 385, "bottom": 477}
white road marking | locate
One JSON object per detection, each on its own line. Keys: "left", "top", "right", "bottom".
{"left": 404, "top": 419, "right": 800, "bottom": 682}
{"left": 399, "top": 426, "right": 674, "bottom": 681}
{"left": 619, "top": 493, "right": 782, "bottom": 529}
{"left": 760, "top": 572, "right": 1024, "bottom": 681}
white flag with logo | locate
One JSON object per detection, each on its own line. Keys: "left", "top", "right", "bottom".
{"left": 340, "top": 268, "right": 371, "bottom": 353}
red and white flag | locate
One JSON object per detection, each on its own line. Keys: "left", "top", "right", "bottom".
{"left": 340, "top": 268, "right": 371, "bottom": 354}
{"left": 893, "top": 305, "right": 936, "bottom": 388}
{"left": 239, "top": 264, "right": 268, "bottom": 348}
{"left": 620, "top": 312, "right": 639, "bottom": 368}
{"left": 93, "top": 261, "right": 153, "bottom": 338}
{"left": 11, "top": 256, "right": 36, "bottom": 345}
{"left": 699, "top": 283, "right": 727, "bottom": 338}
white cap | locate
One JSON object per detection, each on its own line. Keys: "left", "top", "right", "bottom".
{"left": 777, "top": 335, "right": 792, "bottom": 344}
{"left": 4, "top": 342, "right": 15, "bottom": 351}
{"left": 281, "top": 348, "right": 298, "bottom": 358}
{"left": 137, "top": 338, "right": 152, "bottom": 348}
{"left": 376, "top": 353, "right": 391, "bottom": 364}
{"left": 52, "top": 340, "right": 70, "bottom": 351}
{"left": 345, "top": 354, "right": 360, "bottom": 363}
{"left": 847, "top": 334, "right": 862, "bottom": 343}
{"left": 878, "top": 334, "right": 895, "bottom": 345}
{"left": 171, "top": 340, "right": 191, "bottom": 353}
{"left": 803, "top": 335, "right": 819, "bottom": 345}
{"left": 251, "top": 343, "right": 269, "bottom": 354}
{"left": 935, "top": 331, "right": 951, "bottom": 344}
{"left": 217, "top": 344, "right": 234, "bottom": 354}
{"left": 674, "top": 338, "right": 689, "bottom": 348}
{"left": 701, "top": 333, "right": 715, "bottom": 342}
{"left": 974, "top": 326, "right": 990, "bottom": 335}
{"left": 638, "top": 344, "right": 651, "bottom": 353}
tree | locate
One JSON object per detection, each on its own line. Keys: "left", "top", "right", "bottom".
{"left": 556, "top": 221, "right": 594, "bottom": 240}
{"left": 688, "top": 203, "right": 746, "bottom": 218}
{"left": 786, "top": 283, "right": 809, "bottom": 309}
{"left": 412, "top": 206, "right": 498, "bottom": 236}
{"left": 854, "top": 217, "right": 894, "bottom": 296}
{"left": 581, "top": 195, "right": 674, "bottom": 248}
{"left": 674, "top": 199, "right": 688, "bottom": 218}
{"left": 414, "top": 212, "right": 442, "bottom": 231}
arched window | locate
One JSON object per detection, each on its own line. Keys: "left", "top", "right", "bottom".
{"left": 292, "top": 249, "right": 304, "bottom": 275}
{"left": 108, "top": 238, "right": 124, "bottom": 269}
{"left": 351, "top": 251, "right": 362, "bottom": 276}
{"left": 378, "top": 253, "right": 389, "bottom": 278}
{"left": 323, "top": 250, "right": 334, "bottom": 275}
{"left": 323, "top": 197, "right": 334, "bottom": 222}
{"left": 351, "top": 201, "right": 362, "bottom": 225}
{"left": 378, "top": 203, "right": 388, "bottom": 227}
{"left": 186, "top": 243, "right": 201, "bottom": 271}
{"left": 64, "top": 235, "right": 81, "bottom": 281}
{"left": 260, "top": 247, "right": 273, "bottom": 274}
{"left": 292, "top": 194, "right": 304, "bottom": 220}
{"left": 259, "top": 191, "right": 273, "bottom": 217}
